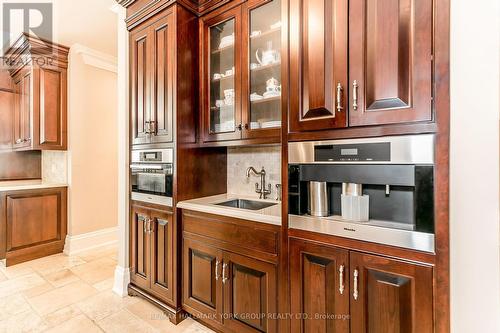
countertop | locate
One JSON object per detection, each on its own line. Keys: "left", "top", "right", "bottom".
{"left": 0, "top": 180, "right": 68, "bottom": 192}
{"left": 177, "top": 193, "right": 282, "bottom": 226}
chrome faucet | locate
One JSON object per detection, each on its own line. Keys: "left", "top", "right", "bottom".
{"left": 246, "top": 166, "right": 272, "bottom": 199}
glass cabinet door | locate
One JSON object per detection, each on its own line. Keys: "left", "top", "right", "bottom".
{"left": 243, "top": 0, "right": 282, "bottom": 138}
{"left": 203, "top": 8, "right": 242, "bottom": 142}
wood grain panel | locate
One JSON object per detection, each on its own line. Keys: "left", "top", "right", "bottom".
{"left": 150, "top": 209, "right": 173, "bottom": 303}
{"left": 131, "top": 27, "right": 150, "bottom": 145}
{"left": 223, "top": 251, "right": 277, "bottom": 333}
{"left": 1, "top": 187, "right": 67, "bottom": 266}
{"left": 289, "top": 0, "right": 347, "bottom": 132}
{"left": 37, "top": 67, "right": 65, "bottom": 148}
{"left": 7, "top": 194, "right": 58, "bottom": 250}
{"left": 130, "top": 204, "right": 150, "bottom": 290}
{"left": 289, "top": 238, "right": 349, "bottom": 333}
{"left": 151, "top": 14, "right": 174, "bottom": 144}
{"left": 0, "top": 91, "right": 14, "bottom": 151}
{"left": 350, "top": 251, "right": 433, "bottom": 333}
{"left": 349, "top": 0, "right": 433, "bottom": 126}
{"left": 182, "top": 238, "right": 223, "bottom": 324}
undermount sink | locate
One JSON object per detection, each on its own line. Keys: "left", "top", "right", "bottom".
{"left": 215, "top": 199, "right": 277, "bottom": 210}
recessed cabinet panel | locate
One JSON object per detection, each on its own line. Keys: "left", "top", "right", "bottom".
{"left": 151, "top": 15, "right": 174, "bottom": 144}
{"left": 37, "top": 67, "right": 65, "bottom": 148}
{"left": 349, "top": 0, "right": 433, "bottom": 126}
{"left": 183, "top": 238, "right": 223, "bottom": 323}
{"left": 289, "top": 0, "right": 348, "bottom": 132}
{"left": 130, "top": 206, "right": 150, "bottom": 290}
{"left": 150, "top": 211, "right": 173, "bottom": 302}
{"left": 223, "top": 251, "right": 277, "bottom": 333}
{"left": 7, "top": 194, "right": 59, "bottom": 250}
{"left": 349, "top": 252, "right": 433, "bottom": 333}
{"left": 289, "top": 239, "right": 350, "bottom": 333}
{"left": 131, "top": 29, "right": 150, "bottom": 145}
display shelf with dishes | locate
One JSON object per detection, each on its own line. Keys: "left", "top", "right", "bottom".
{"left": 245, "top": 0, "right": 282, "bottom": 137}
{"left": 209, "top": 18, "right": 237, "bottom": 136}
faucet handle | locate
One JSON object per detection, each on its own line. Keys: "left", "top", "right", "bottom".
{"left": 255, "top": 183, "right": 260, "bottom": 191}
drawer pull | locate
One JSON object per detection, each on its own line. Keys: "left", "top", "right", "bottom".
{"left": 215, "top": 260, "right": 221, "bottom": 281}
{"left": 339, "top": 264, "right": 345, "bottom": 295}
{"left": 353, "top": 269, "right": 359, "bottom": 300}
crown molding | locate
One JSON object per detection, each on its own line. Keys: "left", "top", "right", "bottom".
{"left": 71, "top": 44, "right": 118, "bottom": 73}
{"left": 115, "top": 0, "right": 137, "bottom": 8}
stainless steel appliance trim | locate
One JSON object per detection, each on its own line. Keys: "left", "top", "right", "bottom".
{"left": 130, "top": 164, "right": 165, "bottom": 170}
{"left": 289, "top": 134, "right": 435, "bottom": 164}
{"left": 131, "top": 192, "right": 173, "bottom": 207}
{"left": 131, "top": 148, "right": 174, "bottom": 163}
{"left": 289, "top": 214, "right": 435, "bottom": 253}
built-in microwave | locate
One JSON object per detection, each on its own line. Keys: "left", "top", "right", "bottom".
{"left": 130, "top": 148, "right": 173, "bottom": 206}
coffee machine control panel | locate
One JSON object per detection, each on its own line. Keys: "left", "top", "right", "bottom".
{"left": 315, "top": 142, "right": 391, "bottom": 162}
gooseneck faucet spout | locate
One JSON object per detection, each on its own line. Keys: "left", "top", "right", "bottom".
{"left": 246, "top": 166, "right": 272, "bottom": 199}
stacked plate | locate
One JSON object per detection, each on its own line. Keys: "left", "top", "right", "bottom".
{"left": 250, "top": 122, "right": 260, "bottom": 129}
{"left": 261, "top": 120, "right": 281, "bottom": 129}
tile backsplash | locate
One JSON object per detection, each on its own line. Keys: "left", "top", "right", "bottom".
{"left": 227, "top": 146, "right": 281, "bottom": 200}
{"left": 42, "top": 150, "right": 68, "bottom": 184}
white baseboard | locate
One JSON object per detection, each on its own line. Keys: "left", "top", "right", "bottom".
{"left": 63, "top": 227, "right": 118, "bottom": 256}
{"left": 112, "top": 266, "right": 131, "bottom": 297}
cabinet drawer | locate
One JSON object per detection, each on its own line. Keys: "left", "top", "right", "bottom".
{"left": 182, "top": 210, "right": 279, "bottom": 257}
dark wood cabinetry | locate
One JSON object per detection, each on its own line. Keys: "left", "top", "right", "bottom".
{"left": 348, "top": 0, "right": 433, "bottom": 126}
{"left": 130, "top": 202, "right": 174, "bottom": 304}
{"left": 289, "top": 238, "right": 434, "bottom": 333}
{"left": 0, "top": 90, "right": 14, "bottom": 151}
{"left": 130, "top": 10, "right": 175, "bottom": 146}
{"left": 289, "top": 0, "right": 348, "bottom": 132}
{"left": 289, "top": 0, "right": 434, "bottom": 135}
{"left": 200, "top": 0, "right": 283, "bottom": 145}
{"left": 349, "top": 252, "right": 433, "bottom": 333}
{"left": 5, "top": 34, "right": 68, "bottom": 151}
{"left": 0, "top": 187, "right": 67, "bottom": 266}
{"left": 182, "top": 210, "right": 279, "bottom": 333}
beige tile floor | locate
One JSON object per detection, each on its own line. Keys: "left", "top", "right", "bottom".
{"left": 0, "top": 246, "right": 214, "bottom": 333}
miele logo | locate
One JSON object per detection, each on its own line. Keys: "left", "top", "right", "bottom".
{"left": 344, "top": 227, "right": 356, "bottom": 232}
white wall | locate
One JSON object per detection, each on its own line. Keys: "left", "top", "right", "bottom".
{"left": 450, "top": 0, "right": 500, "bottom": 332}
{"left": 67, "top": 48, "right": 118, "bottom": 236}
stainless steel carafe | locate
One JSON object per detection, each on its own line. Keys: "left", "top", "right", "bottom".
{"left": 308, "top": 181, "right": 329, "bottom": 217}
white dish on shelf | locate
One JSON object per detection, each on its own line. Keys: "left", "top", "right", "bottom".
{"left": 250, "top": 93, "right": 264, "bottom": 101}
{"left": 270, "top": 21, "right": 282, "bottom": 30}
{"left": 261, "top": 121, "right": 281, "bottom": 128}
{"left": 250, "top": 122, "right": 260, "bottom": 129}
{"left": 263, "top": 91, "right": 281, "bottom": 98}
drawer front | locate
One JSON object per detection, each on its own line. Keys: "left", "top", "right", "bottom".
{"left": 182, "top": 211, "right": 279, "bottom": 256}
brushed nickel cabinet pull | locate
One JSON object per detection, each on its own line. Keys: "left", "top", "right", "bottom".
{"left": 353, "top": 80, "right": 359, "bottom": 110}
{"left": 215, "top": 260, "right": 220, "bottom": 281}
{"left": 353, "top": 269, "right": 359, "bottom": 300}
{"left": 336, "top": 83, "right": 343, "bottom": 112}
{"left": 222, "top": 263, "right": 228, "bottom": 284}
{"left": 339, "top": 264, "right": 345, "bottom": 295}
{"left": 149, "top": 120, "right": 156, "bottom": 135}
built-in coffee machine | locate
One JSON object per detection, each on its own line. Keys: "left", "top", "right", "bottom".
{"left": 288, "top": 135, "right": 435, "bottom": 252}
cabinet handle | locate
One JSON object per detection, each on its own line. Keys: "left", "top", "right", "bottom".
{"left": 222, "top": 263, "right": 228, "bottom": 284}
{"left": 143, "top": 218, "right": 147, "bottom": 234}
{"left": 148, "top": 219, "right": 154, "bottom": 234}
{"left": 215, "top": 260, "right": 220, "bottom": 281}
{"left": 15, "top": 139, "right": 22, "bottom": 144}
{"left": 149, "top": 120, "right": 156, "bottom": 135}
{"left": 237, "top": 124, "right": 242, "bottom": 131}
{"left": 353, "top": 269, "right": 359, "bottom": 300}
{"left": 352, "top": 80, "right": 359, "bottom": 110}
{"left": 336, "top": 83, "right": 343, "bottom": 112}
{"left": 339, "top": 264, "right": 345, "bottom": 295}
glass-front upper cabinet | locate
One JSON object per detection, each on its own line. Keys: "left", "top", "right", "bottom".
{"left": 242, "top": 0, "right": 282, "bottom": 139}
{"left": 200, "top": 0, "right": 282, "bottom": 144}
{"left": 201, "top": 6, "right": 242, "bottom": 142}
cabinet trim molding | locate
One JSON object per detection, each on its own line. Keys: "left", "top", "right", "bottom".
{"left": 72, "top": 44, "right": 118, "bottom": 73}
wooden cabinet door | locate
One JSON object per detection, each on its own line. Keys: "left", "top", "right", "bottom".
{"left": 3, "top": 187, "right": 67, "bottom": 265}
{"left": 150, "top": 12, "right": 175, "bottom": 144}
{"left": 183, "top": 237, "right": 223, "bottom": 324}
{"left": 0, "top": 91, "right": 14, "bottom": 151}
{"left": 349, "top": 0, "right": 433, "bottom": 126}
{"left": 223, "top": 251, "right": 278, "bottom": 333}
{"left": 130, "top": 205, "right": 151, "bottom": 290}
{"left": 150, "top": 209, "right": 173, "bottom": 303}
{"left": 32, "top": 66, "right": 67, "bottom": 150}
{"left": 349, "top": 252, "right": 433, "bottom": 333}
{"left": 130, "top": 25, "right": 152, "bottom": 146}
{"left": 289, "top": 239, "right": 350, "bottom": 333}
{"left": 200, "top": 5, "right": 243, "bottom": 142}
{"left": 289, "top": 0, "right": 348, "bottom": 132}
{"left": 12, "top": 69, "right": 32, "bottom": 150}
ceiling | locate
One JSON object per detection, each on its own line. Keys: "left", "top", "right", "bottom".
{"left": 0, "top": 0, "right": 118, "bottom": 56}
